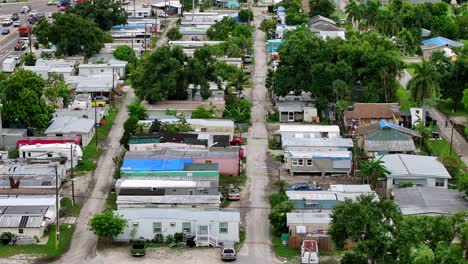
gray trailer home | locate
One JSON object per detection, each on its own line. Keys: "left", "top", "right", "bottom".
{"left": 284, "top": 150, "right": 352, "bottom": 176}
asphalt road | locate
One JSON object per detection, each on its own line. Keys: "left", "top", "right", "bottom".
{"left": 0, "top": 0, "right": 56, "bottom": 66}
{"left": 237, "top": 7, "right": 281, "bottom": 264}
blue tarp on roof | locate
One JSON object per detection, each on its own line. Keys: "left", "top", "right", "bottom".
{"left": 121, "top": 158, "right": 193, "bottom": 172}
{"left": 422, "top": 37, "right": 464, "bottom": 48}
{"left": 112, "top": 24, "right": 152, "bottom": 30}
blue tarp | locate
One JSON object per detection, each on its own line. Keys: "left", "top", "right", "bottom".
{"left": 121, "top": 158, "right": 193, "bottom": 172}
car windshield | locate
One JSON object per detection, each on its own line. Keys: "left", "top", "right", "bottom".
{"left": 223, "top": 249, "right": 235, "bottom": 254}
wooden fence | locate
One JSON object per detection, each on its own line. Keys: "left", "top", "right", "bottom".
{"left": 288, "top": 236, "right": 355, "bottom": 251}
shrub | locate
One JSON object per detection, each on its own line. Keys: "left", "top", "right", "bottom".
{"left": 154, "top": 233, "right": 164, "bottom": 243}
{"left": 398, "top": 182, "right": 413, "bottom": 188}
{"left": 174, "top": 232, "right": 184, "bottom": 242}
{"left": 166, "top": 234, "right": 174, "bottom": 243}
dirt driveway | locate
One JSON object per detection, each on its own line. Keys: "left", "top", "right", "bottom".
{"left": 91, "top": 247, "right": 229, "bottom": 264}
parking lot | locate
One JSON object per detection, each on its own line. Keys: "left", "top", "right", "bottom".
{"left": 91, "top": 246, "right": 231, "bottom": 264}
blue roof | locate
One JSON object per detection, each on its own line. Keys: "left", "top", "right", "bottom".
{"left": 422, "top": 37, "right": 464, "bottom": 48}
{"left": 112, "top": 24, "right": 152, "bottom": 29}
{"left": 121, "top": 158, "right": 193, "bottom": 172}
{"left": 277, "top": 6, "right": 286, "bottom": 11}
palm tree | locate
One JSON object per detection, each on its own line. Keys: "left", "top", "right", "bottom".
{"left": 229, "top": 70, "right": 249, "bottom": 93}
{"left": 273, "top": 180, "right": 287, "bottom": 194}
{"left": 374, "top": 9, "right": 402, "bottom": 36}
{"left": 358, "top": 157, "right": 390, "bottom": 189}
{"left": 345, "top": 1, "right": 362, "bottom": 30}
{"left": 408, "top": 60, "right": 441, "bottom": 105}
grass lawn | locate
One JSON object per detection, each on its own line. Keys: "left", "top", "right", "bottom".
{"left": 396, "top": 86, "right": 415, "bottom": 111}
{"left": 105, "top": 192, "right": 117, "bottom": 211}
{"left": 438, "top": 101, "right": 468, "bottom": 116}
{"left": 272, "top": 236, "right": 299, "bottom": 260}
{"left": 0, "top": 224, "right": 75, "bottom": 258}
{"left": 426, "top": 139, "right": 466, "bottom": 168}
{"left": 76, "top": 107, "right": 119, "bottom": 172}
{"left": 461, "top": 39, "right": 468, "bottom": 46}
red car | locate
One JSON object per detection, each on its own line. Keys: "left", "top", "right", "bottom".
{"left": 230, "top": 137, "right": 244, "bottom": 146}
{"left": 58, "top": 6, "right": 67, "bottom": 11}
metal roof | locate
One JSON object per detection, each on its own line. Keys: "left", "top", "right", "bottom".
{"left": 0, "top": 215, "right": 44, "bottom": 228}
{"left": 285, "top": 150, "right": 351, "bottom": 159}
{"left": 393, "top": 187, "right": 468, "bottom": 215}
{"left": 121, "top": 158, "right": 193, "bottom": 172}
{"left": 117, "top": 195, "right": 221, "bottom": 205}
{"left": 117, "top": 179, "right": 198, "bottom": 188}
{"left": 0, "top": 197, "right": 56, "bottom": 207}
{"left": 279, "top": 125, "right": 339, "bottom": 133}
{"left": 287, "top": 212, "right": 331, "bottom": 224}
{"left": 116, "top": 208, "right": 240, "bottom": 223}
{"left": 422, "top": 37, "right": 464, "bottom": 48}
{"left": 128, "top": 137, "right": 161, "bottom": 144}
{"left": 0, "top": 163, "right": 65, "bottom": 177}
{"left": 330, "top": 185, "right": 371, "bottom": 193}
{"left": 286, "top": 191, "right": 337, "bottom": 201}
{"left": 365, "top": 140, "right": 416, "bottom": 152}
{"left": 125, "top": 149, "right": 238, "bottom": 159}
{"left": 282, "top": 138, "right": 353, "bottom": 148}
{"left": 184, "top": 163, "right": 219, "bottom": 171}
{"left": 380, "top": 154, "right": 451, "bottom": 179}
{"left": 44, "top": 116, "right": 95, "bottom": 134}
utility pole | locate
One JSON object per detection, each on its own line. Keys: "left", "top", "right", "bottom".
{"left": 112, "top": 66, "right": 115, "bottom": 108}
{"left": 94, "top": 101, "right": 98, "bottom": 148}
{"left": 28, "top": 25, "right": 32, "bottom": 53}
{"left": 144, "top": 21, "right": 147, "bottom": 53}
{"left": 192, "top": 0, "right": 195, "bottom": 20}
{"left": 450, "top": 118, "right": 454, "bottom": 155}
{"left": 55, "top": 164, "right": 60, "bottom": 248}
{"left": 131, "top": 33, "right": 134, "bottom": 50}
{"left": 70, "top": 144, "right": 75, "bottom": 206}
{"left": 237, "top": 131, "right": 241, "bottom": 176}
{"left": 133, "top": 0, "right": 136, "bottom": 18}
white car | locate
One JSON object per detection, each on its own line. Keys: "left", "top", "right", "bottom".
{"left": 120, "top": 0, "right": 130, "bottom": 4}
{"left": 30, "top": 10, "right": 38, "bottom": 17}
{"left": 2, "top": 19, "right": 12, "bottom": 27}
{"left": 21, "top": 6, "right": 30, "bottom": 13}
{"left": 158, "top": 11, "right": 168, "bottom": 17}
{"left": 13, "top": 21, "right": 20, "bottom": 27}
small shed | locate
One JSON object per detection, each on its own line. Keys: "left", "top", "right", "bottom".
{"left": 44, "top": 117, "right": 95, "bottom": 147}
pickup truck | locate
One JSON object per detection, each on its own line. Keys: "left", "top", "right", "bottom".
{"left": 130, "top": 238, "right": 146, "bottom": 257}
{"left": 14, "top": 40, "right": 27, "bottom": 51}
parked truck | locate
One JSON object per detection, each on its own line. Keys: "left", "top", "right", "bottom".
{"left": 2, "top": 57, "right": 20, "bottom": 73}
{"left": 301, "top": 240, "right": 319, "bottom": 264}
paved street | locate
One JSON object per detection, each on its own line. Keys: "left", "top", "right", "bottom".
{"left": 0, "top": 0, "right": 56, "bottom": 64}
{"left": 52, "top": 89, "right": 136, "bottom": 264}
{"left": 237, "top": 7, "right": 281, "bottom": 264}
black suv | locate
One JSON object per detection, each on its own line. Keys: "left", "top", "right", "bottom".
{"left": 11, "top": 13, "right": 19, "bottom": 21}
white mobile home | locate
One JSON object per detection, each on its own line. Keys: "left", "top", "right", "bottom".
{"left": 284, "top": 150, "right": 352, "bottom": 176}
{"left": 115, "top": 208, "right": 240, "bottom": 246}
{"left": 19, "top": 143, "right": 83, "bottom": 169}
{"left": 278, "top": 125, "right": 341, "bottom": 139}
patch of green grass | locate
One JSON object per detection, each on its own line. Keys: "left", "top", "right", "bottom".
{"left": 461, "top": 39, "right": 468, "bottom": 46}
{"left": 274, "top": 155, "right": 283, "bottom": 162}
{"left": 146, "top": 242, "right": 170, "bottom": 248}
{"left": 105, "top": 192, "right": 117, "bottom": 211}
{"left": 59, "top": 197, "right": 81, "bottom": 217}
{"left": 268, "top": 138, "right": 282, "bottom": 150}
{"left": 397, "top": 86, "right": 416, "bottom": 111}
{"left": 405, "top": 63, "right": 418, "bottom": 76}
{"left": 438, "top": 101, "right": 468, "bottom": 116}
{"left": 235, "top": 228, "right": 246, "bottom": 251}
{"left": 150, "top": 36, "right": 159, "bottom": 49}
{"left": 426, "top": 139, "right": 466, "bottom": 168}
{"left": 0, "top": 224, "right": 75, "bottom": 258}
{"left": 272, "top": 236, "right": 299, "bottom": 260}
{"left": 76, "top": 108, "right": 118, "bottom": 172}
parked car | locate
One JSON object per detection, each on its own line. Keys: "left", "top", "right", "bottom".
{"left": 11, "top": 13, "right": 19, "bottom": 21}
{"left": 1, "top": 29, "right": 10, "bottom": 35}
{"left": 94, "top": 95, "right": 109, "bottom": 104}
{"left": 221, "top": 245, "right": 236, "bottom": 261}
{"left": 58, "top": 6, "right": 67, "bottom": 11}
{"left": 29, "top": 10, "right": 38, "bottom": 17}
{"left": 91, "top": 99, "right": 106, "bottom": 107}
{"left": 228, "top": 185, "right": 240, "bottom": 201}
{"left": 287, "top": 182, "right": 322, "bottom": 191}
{"left": 271, "top": 60, "right": 280, "bottom": 67}
{"left": 242, "top": 54, "right": 252, "bottom": 64}
{"left": 120, "top": 0, "right": 130, "bottom": 4}
{"left": 47, "top": 0, "right": 58, "bottom": 5}
{"left": 243, "top": 65, "right": 252, "bottom": 74}
{"left": 13, "top": 21, "right": 20, "bottom": 27}
{"left": 229, "top": 137, "right": 243, "bottom": 146}
{"left": 2, "top": 19, "right": 12, "bottom": 27}
{"left": 20, "top": 6, "right": 30, "bottom": 13}
{"left": 130, "top": 238, "right": 146, "bottom": 257}
{"left": 37, "top": 12, "right": 45, "bottom": 18}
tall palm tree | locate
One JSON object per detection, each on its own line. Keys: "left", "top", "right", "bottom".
{"left": 408, "top": 60, "right": 441, "bottom": 104}
{"left": 345, "top": 1, "right": 362, "bottom": 30}
{"left": 358, "top": 157, "right": 390, "bottom": 189}
{"left": 229, "top": 70, "right": 249, "bottom": 93}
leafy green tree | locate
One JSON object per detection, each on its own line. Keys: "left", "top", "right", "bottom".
{"left": 268, "top": 200, "right": 293, "bottom": 236}
{"left": 127, "top": 101, "right": 147, "bottom": 120}
{"left": 192, "top": 105, "right": 216, "bottom": 118}
{"left": 88, "top": 211, "right": 127, "bottom": 240}
{"left": 207, "top": 17, "right": 237, "bottom": 40}
{"left": 33, "top": 13, "right": 112, "bottom": 57}
{"left": 45, "top": 80, "right": 71, "bottom": 107}
{"left": 273, "top": 180, "right": 287, "bottom": 194}
{"left": 268, "top": 193, "right": 288, "bottom": 208}
{"left": 414, "top": 244, "right": 435, "bottom": 264}
{"left": 463, "top": 89, "right": 468, "bottom": 109}
{"left": 33, "top": 18, "right": 51, "bottom": 48}
{"left": 309, "top": 0, "right": 336, "bottom": 17}
{"left": 222, "top": 98, "right": 252, "bottom": 123}
{"left": 285, "top": 12, "right": 309, "bottom": 25}
{"left": 21, "top": 53, "right": 37, "bottom": 66}
{"left": 374, "top": 9, "right": 402, "bottom": 36}
{"left": 68, "top": 0, "right": 128, "bottom": 31}
{"left": 345, "top": 0, "right": 363, "bottom": 30}
{"left": 358, "top": 157, "right": 389, "bottom": 188}
{"left": 228, "top": 70, "right": 249, "bottom": 92}
{"left": 199, "top": 81, "right": 212, "bottom": 101}
{"left": 397, "top": 28, "right": 417, "bottom": 55}
{"left": 113, "top": 45, "right": 136, "bottom": 63}
{"left": 0, "top": 69, "right": 54, "bottom": 130}
{"left": 238, "top": 9, "right": 253, "bottom": 23}
{"left": 167, "top": 27, "right": 182, "bottom": 41}
{"left": 159, "top": 116, "right": 192, "bottom": 133}
{"left": 259, "top": 18, "right": 277, "bottom": 38}
{"left": 408, "top": 60, "right": 441, "bottom": 104}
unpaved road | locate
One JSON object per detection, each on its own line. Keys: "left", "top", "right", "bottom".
{"left": 236, "top": 7, "right": 281, "bottom": 264}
